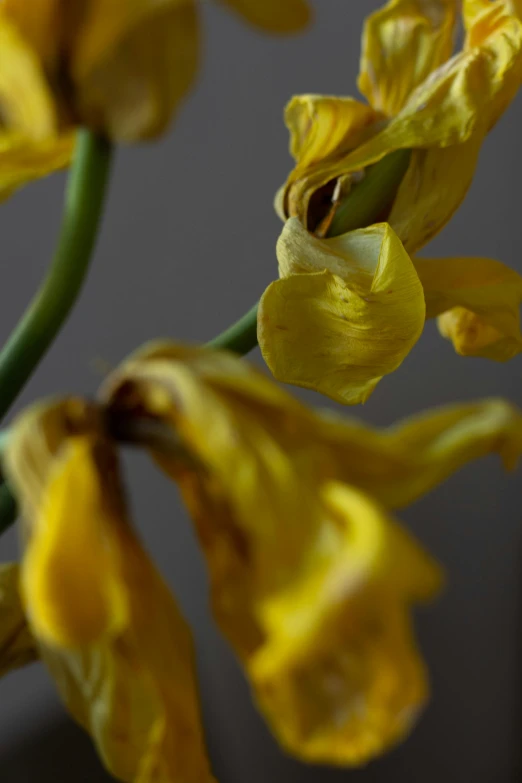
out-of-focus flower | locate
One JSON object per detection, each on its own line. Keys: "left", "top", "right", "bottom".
{"left": 100, "top": 342, "right": 522, "bottom": 765}
{"left": 0, "top": 0, "right": 310, "bottom": 197}
{"left": 279, "top": 0, "right": 522, "bottom": 252}
{"left": 3, "top": 0, "right": 310, "bottom": 144}
{"left": 0, "top": 11, "right": 74, "bottom": 200}
{"left": 259, "top": 219, "right": 426, "bottom": 404}
{"left": 262, "top": 1, "right": 522, "bottom": 400}
{"left": 4, "top": 398, "right": 216, "bottom": 783}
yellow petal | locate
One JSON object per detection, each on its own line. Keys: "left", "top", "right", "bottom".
{"left": 322, "top": 399, "right": 522, "bottom": 509}
{"left": 341, "top": 1, "right": 522, "bottom": 170}
{"left": 73, "top": 2, "right": 200, "bottom": 142}
{"left": 258, "top": 219, "right": 425, "bottom": 404}
{"left": 217, "top": 0, "right": 311, "bottom": 32}
{"left": 4, "top": 0, "right": 199, "bottom": 142}
{"left": 389, "top": 131, "right": 483, "bottom": 253}
{"left": 0, "top": 132, "right": 75, "bottom": 204}
{"left": 5, "top": 400, "right": 215, "bottom": 783}
{"left": 0, "top": 11, "right": 57, "bottom": 139}
{"left": 0, "top": 562, "right": 38, "bottom": 678}
{"left": 282, "top": 1, "right": 522, "bottom": 237}
{"left": 414, "top": 255, "right": 522, "bottom": 360}
{"left": 358, "top": 0, "right": 458, "bottom": 117}
{"left": 250, "top": 482, "right": 442, "bottom": 766}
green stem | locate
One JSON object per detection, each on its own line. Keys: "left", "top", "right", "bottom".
{"left": 0, "top": 130, "right": 113, "bottom": 420}
{"left": 207, "top": 302, "right": 259, "bottom": 354}
{"left": 207, "top": 149, "right": 411, "bottom": 355}
{"left": 326, "top": 149, "right": 411, "bottom": 237}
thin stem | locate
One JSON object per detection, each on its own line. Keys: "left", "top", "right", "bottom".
{"left": 207, "top": 302, "right": 259, "bottom": 354}
{"left": 326, "top": 149, "right": 411, "bottom": 237}
{"left": 0, "top": 130, "right": 113, "bottom": 420}
{"left": 207, "top": 149, "right": 411, "bottom": 355}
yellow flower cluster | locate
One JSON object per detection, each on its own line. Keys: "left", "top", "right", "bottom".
{"left": 0, "top": 0, "right": 521, "bottom": 779}
{"left": 260, "top": 0, "right": 522, "bottom": 403}
{"left": 2, "top": 344, "right": 522, "bottom": 778}
{"left": 0, "top": 0, "right": 310, "bottom": 198}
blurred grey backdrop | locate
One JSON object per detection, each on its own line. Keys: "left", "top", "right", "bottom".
{"left": 1, "top": 1, "right": 522, "bottom": 780}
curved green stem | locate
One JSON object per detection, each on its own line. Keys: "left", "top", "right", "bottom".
{"left": 208, "top": 149, "right": 411, "bottom": 355}
{"left": 326, "top": 149, "right": 411, "bottom": 237}
{"left": 0, "top": 130, "right": 113, "bottom": 420}
{"left": 207, "top": 302, "right": 259, "bottom": 354}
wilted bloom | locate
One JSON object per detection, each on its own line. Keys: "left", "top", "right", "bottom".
{"left": 0, "top": 10, "right": 74, "bottom": 200}
{"left": 100, "top": 343, "right": 522, "bottom": 765}
{"left": 3, "top": 345, "right": 522, "bottom": 769}
{"left": 278, "top": 0, "right": 522, "bottom": 249}
{"left": 4, "top": 399, "right": 216, "bottom": 783}
{"left": 2, "top": 0, "right": 310, "bottom": 144}
{"left": 261, "top": 0, "right": 522, "bottom": 402}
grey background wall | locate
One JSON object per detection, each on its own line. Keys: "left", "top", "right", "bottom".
{"left": 1, "top": 1, "right": 522, "bottom": 780}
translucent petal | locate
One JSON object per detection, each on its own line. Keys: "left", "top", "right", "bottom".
{"left": 258, "top": 219, "right": 425, "bottom": 404}
{"left": 359, "top": 0, "right": 458, "bottom": 117}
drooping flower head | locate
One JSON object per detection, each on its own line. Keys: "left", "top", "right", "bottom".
{"left": 0, "top": 0, "right": 311, "bottom": 197}
{"left": 260, "top": 0, "right": 522, "bottom": 404}
{"left": 3, "top": 343, "right": 522, "bottom": 771}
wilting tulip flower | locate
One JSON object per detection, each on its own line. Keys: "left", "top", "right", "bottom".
{"left": 261, "top": 0, "right": 522, "bottom": 402}
{"left": 3, "top": 344, "right": 522, "bottom": 771}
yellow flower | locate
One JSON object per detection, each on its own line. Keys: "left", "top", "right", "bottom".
{"left": 4, "top": 345, "right": 522, "bottom": 770}
{"left": 0, "top": 10, "right": 74, "bottom": 201}
{"left": 261, "top": 0, "right": 522, "bottom": 401}
{"left": 3, "top": 0, "right": 310, "bottom": 144}
{"left": 259, "top": 219, "right": 426, "bottom": 404}
{"left": 279, "top": 0, "right": 522, "bottom": 250}
{"left": 98, "top": 342, "right": 522, "bottom": 765}
{"left": 4, "top": 398, "right": 216, "bottom": 783}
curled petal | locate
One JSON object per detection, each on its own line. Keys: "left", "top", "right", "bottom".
{"left": 414, "top": 255, "right": 522, "bottom": 360}
{"left": 217, "top": 0, "right": 311, "bottom": 32}
{"left": 0, "top": 563, "right": 38, "bottom": 678}
{"left": 5, "top": 401, "right": 215, "bottom": 783}
{"left": 283, "top": 1, "right": 522, "bottom": 234}
{"left": 258, "top": 219, "right": 425, "bottom": 404}
{"left": 342, "top": 1, "right": 522, "bottom": 169}
{"left": 322, "top": 400, "right": 522, "bottom": 509}
{"left": 359, "top": 0, "right": 458, "bottom": 117}
{"left": 250, "top": 483, "right": 442, "bottom": 766}
{"left": 283, "top": 95, "right": 381, "bottom": 225}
